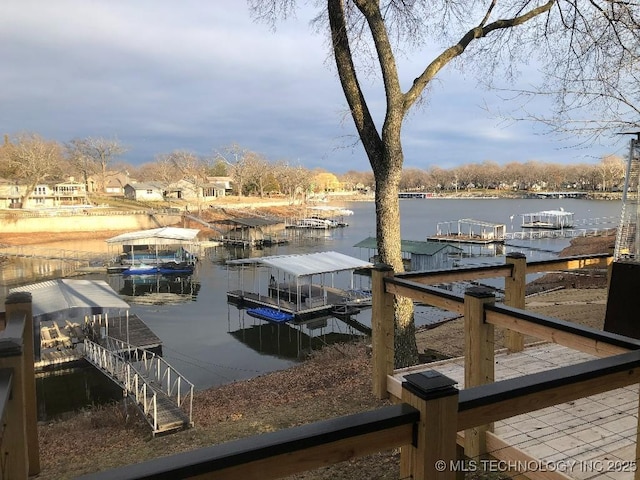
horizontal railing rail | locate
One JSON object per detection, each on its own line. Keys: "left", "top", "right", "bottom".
{"left": 457, "top": 349, "right": 640, "bottom": 430}
{"left": 75, "top": 403, "right": 420, "bottom": 480}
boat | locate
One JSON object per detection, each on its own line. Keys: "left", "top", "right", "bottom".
{"left": 121, "top": 264, "right": 158, "bottom": 275}
{"left": 122, "top": 262, "right": 195, "bottom": 276}
{"left": 246, "top": 307, "right": 294, "bottom": 324}
{"left": 520, "top": 210, "right": 574, "bottom": 229}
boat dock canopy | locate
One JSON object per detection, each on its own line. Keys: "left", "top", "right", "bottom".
{"left": 105, "top": 227, "right": 201, "bottom": 245}
{"left": 520, "top": 210, "right": 574, "bottom": 229}
{"left": 10, "top": 279, "right": 130, "bottom": 321}
{"left": 213, "top": 217, "right": 283, "bottom": 227}
{"left": 353, "top": 237, "right": 463, "bottom": 255}
{"left": 227, "top": 251, "right": 373, "bottom": 277}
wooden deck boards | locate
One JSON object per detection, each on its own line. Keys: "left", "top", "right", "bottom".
{"left": 393, "top": 343, "right": 638, "bottom": 480}
{"left": 103, "top": 314, "right": 162, "bottom": 349}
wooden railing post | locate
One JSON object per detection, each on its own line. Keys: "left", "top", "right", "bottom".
{"left": 636, "top": 384, "right": 640, "bottom": 480}
{"left": 371, "top": 263, "right": 395, "bottom": 399}
{"left": 5, "top": 292, "right": 40, "bottom": 476}
{"left": 400, "top": 371, "right": 459, "bottom": 480}
{"left": 464, "top": 286, "right": 495, "bottom": 460}
{"left": 504, "top": 253, "right": 526, "bottom": 352}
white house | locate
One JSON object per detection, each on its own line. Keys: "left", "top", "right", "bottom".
{"left": 165, "top": 178, "right": 232, "bottom": 202}
{"left": 123, "top": 182, "right": 165, "bottom": 202}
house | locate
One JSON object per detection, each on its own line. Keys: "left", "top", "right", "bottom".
{"left": 52, "top": 181, "right": 87, "bottom": 204}
{"left": 165, "top": 177, "right": 232, "bottom": 202}
{"left": 123, "top": 182, "right": 165, "bottom": 202}
{"left": 0, "top": 179, "right": 87, "bottom": 208}
{"left": 0, "top": 178, "right": 23, "bottom": 208}
{"left": 87, "top": 171, "right": 132, "bottom": 194}
{"left": 354, "top": 237, "right": 462, "bottom": 271}
{"left": 206, "top": 176, "right": 233, "bottom": 197}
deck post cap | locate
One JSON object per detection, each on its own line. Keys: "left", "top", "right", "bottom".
{"left": 5, "top": 292, "right": 32, "bottom": 304}
{"left": 464, "top": 286, "right": 495, "bottom": 299}
{"left": 373, "top": 263, "right": 394, "bottom": 272}
{"left": 402, "top": 370, "right": 458, "bottom": 400}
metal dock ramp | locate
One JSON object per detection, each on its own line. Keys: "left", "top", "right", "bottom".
{"left": 84, "top": 336, "right": 194, "bottom": 436}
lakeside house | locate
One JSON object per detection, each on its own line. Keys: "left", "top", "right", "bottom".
{"left": 164, "top": 177, "right": 232, "bottom": 202}
{"left": 123, "top": 182, "right": 165, "bottom": 202}
{"left": 0, "top": 178, "right": 88, "bottom": 209}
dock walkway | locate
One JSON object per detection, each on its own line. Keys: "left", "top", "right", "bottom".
{"left": 84, "top": 336, "right": 193, "bottom": 436}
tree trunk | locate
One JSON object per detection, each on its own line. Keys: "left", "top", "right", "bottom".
{"left": 374, "top": 160, "right": 418, "bottom": 368}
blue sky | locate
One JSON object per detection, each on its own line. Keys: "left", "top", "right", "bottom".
{"left": 0, "top": 1, "right": 628, "bottom": 173}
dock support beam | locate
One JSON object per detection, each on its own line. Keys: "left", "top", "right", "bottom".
{"left": 371, "top": 264, "right": 395, "bottom": 399}
{"left": 504, "top": 253, "right": 526, "bottom": 352}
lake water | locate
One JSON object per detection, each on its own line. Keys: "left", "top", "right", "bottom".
{"left": 0, "top": 197, "right": 622, "bottom": 418}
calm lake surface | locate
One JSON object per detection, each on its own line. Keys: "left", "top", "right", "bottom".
{"left": 0, "top": 197, "right": 622, "bottom": 418}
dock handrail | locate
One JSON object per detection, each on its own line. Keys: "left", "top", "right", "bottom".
{"left": 84, "top": 339, "right": 163, "bottom": 432}
{"left": 101, "top": 336, "right": 194, "bottom": 425}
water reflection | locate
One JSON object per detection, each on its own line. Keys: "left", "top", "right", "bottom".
{"left": 228, "top": 310, "right": 364, "bottom": 360}
{"left": 36, "top": 366, "right": 122, "bottom": 421}
{"left": 107, "top": 273, "right": 201, "bottom": 305}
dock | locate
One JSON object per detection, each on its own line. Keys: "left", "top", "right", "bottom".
{"left": 36, "top": 314, "right": 162, "bottom": 371}
{"left": 428, "top": 219, "right": 506, "bottom": 245}
{"left": 227, "top": 283, "right": 369, "bottom": 321}
{"left": 226, "top": 251, "right": 373, "bottom": 321}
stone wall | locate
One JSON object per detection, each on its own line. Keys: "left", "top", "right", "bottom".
{"left": 0, "top": 212, "right": 183, "bottom": 233}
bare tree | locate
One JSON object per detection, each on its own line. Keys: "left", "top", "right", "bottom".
{"left": 598, "top": 155, "right": 626, "bottom": 192}
{"left": 244, "top": 152, "right": 271, "bottom": 197}
{"left": 253, "top": 0, "right": 637, "bottom": 367}
{"left": 215, "top": 144, "right": 252, "bottom": 196}
{"left": 67, "top": 137, "right": 127, "bottom": 192}
{"left": 167, "top": 150, "right": 210, "bottom": 211}
{"left": 5, "top": 133, "right": 63, "bottom": 206}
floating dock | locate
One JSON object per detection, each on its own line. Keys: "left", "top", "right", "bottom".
{"left": 428, "top": 219, "right": 506, "bottom": 245}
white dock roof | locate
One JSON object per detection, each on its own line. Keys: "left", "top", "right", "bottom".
{"left": 227, "top": 251, "right": 372, "bottom": 277}
{"left": 105, "top": 227, "right": 200, "bottom": 245}
{"left": 10, "top": 279, "right": 130, "bottom": 320}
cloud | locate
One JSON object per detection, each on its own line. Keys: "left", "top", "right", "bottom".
{"left": 0, "top": 1, "right": 624, "bottom": 173}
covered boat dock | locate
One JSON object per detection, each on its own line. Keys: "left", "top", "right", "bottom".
{"left": 226, "top": 251, "right": 373, "bottom": 320}
{"left": 520, "top": 210, "right": 575, "bottom": 229}
{"left": 105, "top": 226, "right": 201, "bottom": 272}
{"left": 9, "top": 279, "right": 160, "bottom": 370}
{"left": 211, "top": 217, "right": 287, "bottom": 247}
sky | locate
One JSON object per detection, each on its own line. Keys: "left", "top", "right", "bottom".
{"left": 0, "top": 1, "right": 630, "bottom": 174}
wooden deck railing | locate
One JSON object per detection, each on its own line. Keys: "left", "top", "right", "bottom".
{"left": 8, "top": 252, "right": 640, "bottom": 480}
{"left": 0, "top": 293, "right": 39, "bottom": 480}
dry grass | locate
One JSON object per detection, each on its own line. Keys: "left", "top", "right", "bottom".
{"left": 38, "top": 341, "right": 397, "bottom": 479}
